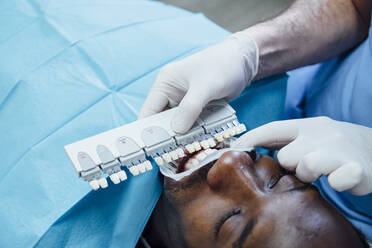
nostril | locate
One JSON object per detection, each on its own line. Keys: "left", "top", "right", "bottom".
{"left": 207, "top": 150, "right": 255, "bottom": 190}
{"left": 246, "top": 150, "right": 257, "bottom": 161}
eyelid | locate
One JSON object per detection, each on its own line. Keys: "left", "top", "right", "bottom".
{"left": 214, "top": 208, "right": 242, "bottom": 239}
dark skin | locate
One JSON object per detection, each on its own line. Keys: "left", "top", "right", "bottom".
{"left": 143, "top": 151, "right": 367, "bottom": 248}
{"left": 140, "top": 1, "right": 372, "bottom": 247}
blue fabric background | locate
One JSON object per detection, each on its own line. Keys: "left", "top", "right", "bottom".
{"left": 0, "top": 1, "right": 287, "bottom": 247}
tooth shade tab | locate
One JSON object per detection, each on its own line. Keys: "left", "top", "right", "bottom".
{"left": 138, "top": 163, "right": 147, "bottom": 173}
{"left": 233, "top": 126, "right": 241, "bottom": 134}
{"left": 162, "top": 153, "right": 172, "bottom": 163}
{"left": 169, "top": 151, "right": 179, "bottom": 160}
{"left": 214, "top": 133, "right": 224, "bottom": 142}
{"left": 154, "top": 157, "right": 164, "bottom": 166}
{"left": 176, "top": 148, "right": 186, "bottom": 157}
{"left": 192, "top": 141, "right": 201, "bottom": 151}
{"left": 185, "top": 144, "right": 195, "bottom": 153}
{"left": 239, "top": 124, "right": 247, "bottom": 133}
{"left": 228, "top": 128, "right": 236, "bottom": 136}
{"left": 129, "top": 166, "right": 140, "bottom": 176}
{"left": 144, "top": 161, "right": 153, "bottom": 171}
{"left": 222, "top": 130, "right": 230, "bottom": 139}
{"left": 208, "top": 138, "right": 217, "bottom": 147}
{"left": 89, "top": 180, "right": 100, "bottom": 190}
{"left": 200, "top": 140, "right": 210, "bottom": 149}
{"left": 109, "top": 173, "right": 120, "bottom": 184}
{"left": 117, "top": 170, "right": 128, "bottom": 181}
{"left": 98, "top": 178, "right": 108, "bottom": 188}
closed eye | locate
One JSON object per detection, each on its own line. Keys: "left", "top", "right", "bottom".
{"left": 214, "top": 208, "right": 242, "bottom": 239}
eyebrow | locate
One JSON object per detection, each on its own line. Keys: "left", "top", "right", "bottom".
{"left": 232, "top": 216, "right": 257, "bottom": 248}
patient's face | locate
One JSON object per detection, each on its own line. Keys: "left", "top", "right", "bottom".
{"left": 160, "top": 149, "right": 365, "bottom": 248}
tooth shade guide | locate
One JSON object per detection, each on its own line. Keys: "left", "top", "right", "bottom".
{"left": 64, "top": 100, "right": 246, "bottom": 188}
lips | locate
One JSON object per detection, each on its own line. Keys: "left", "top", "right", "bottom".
{"left": 173, "top": 148, "right": 218, "bottom": 173}
{"left": 172, "top": 141, "right": 232, "bottom": 173}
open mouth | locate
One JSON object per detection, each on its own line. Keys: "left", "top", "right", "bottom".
{"left": 170, "top": 141, "right": 230, "bottom": 173}
{"left": 160, "top": 139, "right": 258, "bottom": 182}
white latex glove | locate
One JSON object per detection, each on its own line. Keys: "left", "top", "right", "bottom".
{"left": 139, "top": 31, "right": 259, "bottom": 134}
{"left": 233, "top": 117, "right": 372, "bottom": 195}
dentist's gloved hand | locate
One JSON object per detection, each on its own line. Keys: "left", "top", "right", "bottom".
{"left": 139, "top": 31, "right": 259, "bottom": 134}
{"left": 233, "top": 117, "right": 372, "bottom": 195}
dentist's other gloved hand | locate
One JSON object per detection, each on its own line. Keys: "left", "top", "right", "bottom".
{"left": 233, "top": 117, "right": 372, "bottom": 195}
{"left": 139, "top": 31, "right": 259, "bottom": 134}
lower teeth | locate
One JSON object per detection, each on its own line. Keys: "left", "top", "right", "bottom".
{"left": 183, "top": 148, "right": 217, "bottom": 171}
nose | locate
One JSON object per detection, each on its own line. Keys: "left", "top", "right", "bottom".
{"left": 207, "top": 151, "right": 258, "bottom": 196}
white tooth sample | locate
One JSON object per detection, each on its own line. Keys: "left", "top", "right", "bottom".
{"left": 162, "top": 153, "right": 172, "bottom": 163}
{"left": 239, "top": 124, "right": 247, "bottom": 132}
{"left": 129, "top": 166, "right": 140, "bottom": 176}
{"left": 228, "top": 128, "right": 236, "bottom": 136}
{"left": 109, "top": 173, "right": 120, "bottom": 184}
{"left": 89, "top": 180, "right": 100, "bottom": 190}
{"left": 192, "top": 141, "right": 201, "bottom": 151}
{"left": 233, "top": 126, "right": 241, "bottom": 134}
{"left": 200, "top": 140, "right": 210, "bottom": 149}
{"left": 138, "top": 163, "right": 146, "bottom": 173}
{"left": 186, "top": 144, "right": 195, "bottom": 153}
{"left": 208, "top": 138, "right": 217, "bottom": 147}
{"left": 169, "top": 151, "right": 179, "bottom": 160}
{"left": 215, "top": 133, "right": 224, "bottom": 142}
{"left": 154, "top": 157, "right": 164, "bottom": 166}
{"left": 117, "top": 170, "right": 128, "bottom": 181}
{"left": 222, "top": 130, "right": 230, "bottom": 139}
{"left": 144, "top": 161, "right": 153, "bottom": 171}
{"left": 176, "top": 148, "right": 186, "bottom": 157}
{"left": 196, "top": 151, "right": 207, "bottom": 161}
{"left": 98, "top": 178, "right": 108, "bottom": 189}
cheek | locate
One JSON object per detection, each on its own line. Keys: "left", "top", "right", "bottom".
{"left": 255, "top": 158, "right": 282, "bottom": 184}
{"left": 164, "top": 179, "right": 210, "bottom": 206}
{"left": 181, "top": 208, "right": 215, "bottom": 247}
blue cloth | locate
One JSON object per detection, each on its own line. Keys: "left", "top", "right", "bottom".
{"left": 0, "top": 1, "right": 287, "bottom": 247}
{"left": 285, "top": 16, "right": 372, "bottom": 239}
